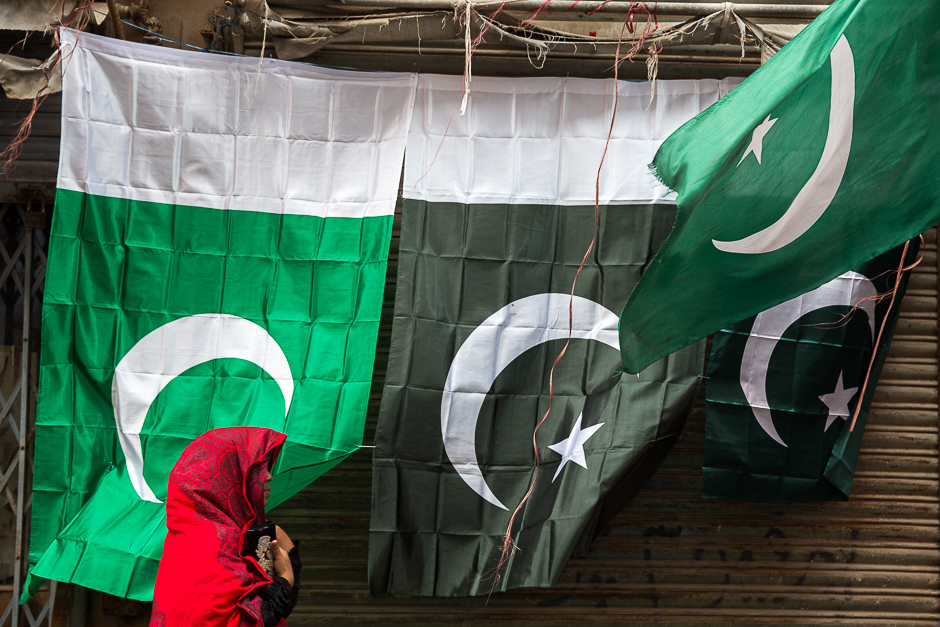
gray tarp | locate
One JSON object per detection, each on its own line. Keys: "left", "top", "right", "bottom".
{"left": 0, "top": 0, "right": 82, "bottom": 31}
{"left": 0, "top": 54, "right": 61, "bottom": 100}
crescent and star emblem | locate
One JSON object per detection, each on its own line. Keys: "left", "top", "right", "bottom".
{"left": 112, "top": 313, "right": 294, "bottom": 503}
{"left": 740, "top": 271, "right": 876, "bottom": 447}
{"left": 714, "top": 35, "right": 855, "bottom": 254}
{"left": 110, "top": 34, "right": 858, "bottom": 505}
{"left": 441, "top": 293, "right": 616, "bottom": 510}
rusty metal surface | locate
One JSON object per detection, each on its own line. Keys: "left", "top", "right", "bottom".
{"left": 287, "top": 0, "right": 831, "bottom": 19}
{"left": 274, "top": 225, "right": 940, "bottom": 625}
{"left": 262, "top": 0, "right": 834, "bottom": 75}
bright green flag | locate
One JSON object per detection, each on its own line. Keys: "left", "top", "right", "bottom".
{"left": 25, "top": 29, "right": 416, "bottom": 600}
{"left": 619, "top": 0, "right": 940, "bottom": 374}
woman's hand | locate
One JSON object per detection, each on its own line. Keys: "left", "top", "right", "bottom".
{"left": 270, "top": 539, "right": 294, "bottom": 586}
{"left": 275, "top": 525, "right": 294, "bottom": 553}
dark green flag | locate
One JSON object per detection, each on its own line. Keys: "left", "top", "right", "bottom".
{"left": 704, "top": 241, "right": 919, "bottom": 502}
{"left": 369, "top": 199, "right": 703, "bottom": 596}
{"left": 368, "top": 75, "right": 726, "bottom": 596}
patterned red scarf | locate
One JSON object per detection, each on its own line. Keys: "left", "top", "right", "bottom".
{"left": 150, "top": 427, "right": 287, "bottom": 627}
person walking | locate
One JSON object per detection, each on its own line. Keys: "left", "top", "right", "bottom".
{"left": 150, "top": 427, "right": 301, "bottom": 626}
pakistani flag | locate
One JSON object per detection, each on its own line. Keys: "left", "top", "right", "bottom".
{"left": 619, "top": 0, "right": 940, "bottom": 374}
{"left": 704, "top": 242, "right": 919, "bottom": 502}
{"left": 369, "top": 75, "right": 735, "bottom": 596}
{"left": 25, "top": 29, "right": 416, "bottom": 600}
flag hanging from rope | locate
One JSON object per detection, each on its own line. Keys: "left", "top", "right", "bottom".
{"left": 619, "top": 0, "right": 940, "bottom": 374}
{"left": 25, "top": 28, "right": 416, "bottom": 600}
{"left": 368, "top": 74, "right": 736, "bottom": 597}
{"left": 704, "top": 241, "right": 920, "bottom": 502}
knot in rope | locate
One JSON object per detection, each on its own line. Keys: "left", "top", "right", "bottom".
{"left": 720, "top": 2, "right": 734, "bottom": 28}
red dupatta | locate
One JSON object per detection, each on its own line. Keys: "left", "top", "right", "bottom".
{"left": 150, "top": 427, "right": 287, "bottom": 627}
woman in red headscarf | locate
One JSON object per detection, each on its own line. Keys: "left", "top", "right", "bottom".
{"left": 150, "top": 427, "right": 301, "bottom": 627}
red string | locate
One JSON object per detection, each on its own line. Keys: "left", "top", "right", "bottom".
{"left": 810, "top": 237, "right": 924, "bottom": 333}
{"left": 517, "top": 0, "right": 555, "bottom": 29}
{"left": 613, "top": 2, "right": 659, "bottom": 61}
{"left": 470, "top": 5, "right": 505, "bottom": 54}
{"left": 488, "top": 13, "right": 631, "bottom": 598}
{"left": 0, "top": 1, "right": 93, "bottom": 177}
{"left": 849, "top": 237, "right": 922, "bottom": 431}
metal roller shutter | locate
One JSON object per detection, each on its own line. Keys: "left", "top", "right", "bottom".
{"left": 4, "top": 39, "right": 936, "bottom": 623}
{"left": 0, "top": 32, "right": 61, "bottom": 205}
{"left": 0, "top": 92, "right": 60, "bottom": 204}
{"left": 278, "top": 224, "right": 939, "bottom": 626}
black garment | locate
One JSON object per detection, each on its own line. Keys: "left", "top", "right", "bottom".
{"left": 261, "top": 546, "right": 301, "bottom": 627}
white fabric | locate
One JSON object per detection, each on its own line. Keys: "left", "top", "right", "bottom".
{"left": 404, "top": 74, "right": 740, "bottom": 205}
{"left": 57, "top": 29, "right": 417, "bottom": 219}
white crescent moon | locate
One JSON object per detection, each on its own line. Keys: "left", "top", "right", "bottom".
{"left": 740, "top": 271, "right": 876, "bottom": 446}
{"left": 713, "top": 35, "right": 855, "bottom": 254}
{"left": 441, "top": 293, "right": 619, "bottom": 510}
{"left": 112, "top": 313, "right": 294, "bottom": 502}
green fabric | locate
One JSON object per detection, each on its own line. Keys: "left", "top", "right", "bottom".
{"left": 619, "top": 0, "right": 940, "bottom": 373}
{"left": 703, "top": 243, "right": 917, "bottom": 502}
{"left": 369, "top": 200, "right": 703, "bottom": 597}
{"left": 26, "top": 189, "right": 391, "bottom": 600}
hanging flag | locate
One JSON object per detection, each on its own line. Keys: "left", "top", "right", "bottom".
{"left": 703, "top": 241, "right": 920, "bottom": 502}
{"left": 25, "top": 29, "right": 416, "bottom": 600}
{"left": 368, "top": 74, "right": 736, "bottom": 596}
{"left": 618, "top": 0, "right": 940, "bottom": 374}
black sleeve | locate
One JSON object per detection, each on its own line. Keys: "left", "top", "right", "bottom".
{"left": 260, "top": 546, "right": 302, "bottom": 627}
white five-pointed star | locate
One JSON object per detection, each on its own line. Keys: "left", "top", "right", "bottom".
{"left": 819, "top": 371, "right": 859, "bottom": 431}
{"left": 548, "top": 413, "right": 604, "bottom": 482}
{"left": 737, "top": 114, "right": 778, "bottom": 166}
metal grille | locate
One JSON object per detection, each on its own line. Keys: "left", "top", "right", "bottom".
{"left": 0, "top": 203, "right": 52, "bottom": 627}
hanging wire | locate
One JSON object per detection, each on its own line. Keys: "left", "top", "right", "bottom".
{"left": 487, "top": 12, "right": 638, "bottom": 599}
{"left": 91, "top": 8, "right": 378, "bottom": 72}
{"left": 204, "top": 4, "right": 240, "bottom": 54}
{"left": 91, "top": 8, "right": 245, "bottom": 54}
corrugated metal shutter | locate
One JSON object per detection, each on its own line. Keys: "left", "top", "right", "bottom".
{"left": 6, "top": 49, "right": 936, "bottom": 624}
{"left": 278, "top": 224, "right": 939, "bottom": 626}
{"left": 0, "top": 95, "right": 59, "bottom": 183}
{"left": 0, "top": 92, "right": 60, "bottom": 203}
